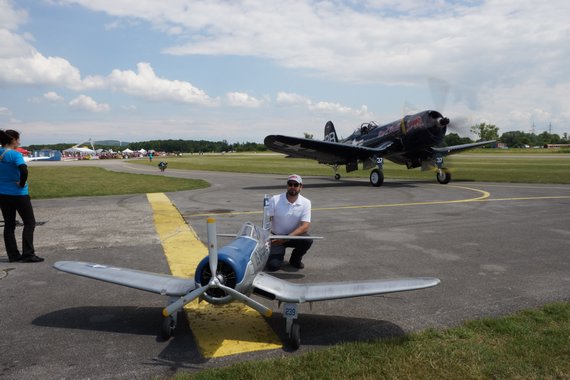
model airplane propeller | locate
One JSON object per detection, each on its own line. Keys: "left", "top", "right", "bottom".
{"left": 54, "top": 195, "right": 440, "bottom": 349}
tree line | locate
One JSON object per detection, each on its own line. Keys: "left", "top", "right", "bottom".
{"left": 25, "top": 140, "right": 268, "bottom": 153}
{"left": 23, "top": 123, "right": 570, "bottom": 153}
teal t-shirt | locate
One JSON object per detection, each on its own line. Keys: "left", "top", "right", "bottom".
{"left": 0, "top": 148, "right": 28, "bottom": 195}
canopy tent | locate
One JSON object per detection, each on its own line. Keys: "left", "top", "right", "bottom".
{"left": 121, "top": 148, "right": 134, "bottom": 154}
{"left": 63, "top": 147, "right": 96, "bottom": 155}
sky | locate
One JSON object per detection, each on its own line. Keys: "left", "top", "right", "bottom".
{"left": 1, "top": 0, "right": 569, "bottom": 146}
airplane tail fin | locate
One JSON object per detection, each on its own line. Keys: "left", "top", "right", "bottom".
{"left": 324, "top": 121, "right": 338, "bottom": 142}
{"left": 262, "top": 194, "right": 271, "bottom": 231}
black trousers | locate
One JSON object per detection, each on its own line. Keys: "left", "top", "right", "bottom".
{"left": 269, "top": 235, "right": 313, "bottom": 265}
{"left": 0, "top": 194, "right": 36, "bottom": 259}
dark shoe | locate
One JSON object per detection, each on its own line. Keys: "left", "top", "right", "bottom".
{"left": 266, "top": 258, "right": 282, "bottom": 271}
{"left": 289, "top": 259, "right": 304, "bottom": 269}
{"left": 21, "top": 255, "right": 44, "bottom": 263}
{"left": 8, "top": 255, "right": 23, "bottom": 263}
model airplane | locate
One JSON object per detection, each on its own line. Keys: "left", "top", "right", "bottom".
{"left": 264, "top": 110, "right": 495, "bottom": 187}
{"left": 54, "top": 196, "right": 440, "bottom": 349}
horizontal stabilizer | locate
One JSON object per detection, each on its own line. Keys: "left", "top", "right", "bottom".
{"left": 253, "top": 272, "right": 440, "bottom": 303}
{"left": 54, "top": 261, "right": 196, "bottom": 297}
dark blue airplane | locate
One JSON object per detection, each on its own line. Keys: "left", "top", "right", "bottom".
{"left": 264, "top": 110, "right": 495, "bottom": 186}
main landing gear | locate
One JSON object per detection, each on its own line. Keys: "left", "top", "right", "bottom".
{"left": 436, "top": 168, "right": 451, "bottom": 184}
{"left": 369, "top": 156, "right": 384, "bottom": 187}
{"left": 283, "top": 303, "right": 301, "bottom": 349}
{"left": 435, "top": 155, "right": 451, "bottom": 184}
{"left": 160, "top": 297, "right": 179, "bottom": 339}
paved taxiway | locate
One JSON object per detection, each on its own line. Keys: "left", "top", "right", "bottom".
{"left": 1, "top": 159, "right": 569, "bottom": 379}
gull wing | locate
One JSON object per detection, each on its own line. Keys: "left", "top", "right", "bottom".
{"left": 252, "top": 272, "right": 440, "bottom": 303}
{"left": 264, "top": 135, "right": 392, "bottom": 164}
{"left": 431, "top": 140, "right": 495, "bottom": 156}
{"left": 54, "top": 261, "right": 196, "bottom": 297}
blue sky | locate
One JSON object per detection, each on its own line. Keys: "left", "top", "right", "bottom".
{"left": 1, "top": 0, "right": 569, "bottom": 145}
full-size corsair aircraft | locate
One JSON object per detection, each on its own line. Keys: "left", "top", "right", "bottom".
{"left": 54, "top": 196, "right": 439, "bottom": 349}
{"left": 264, "top": 110, "right": 495, "bottom": 187}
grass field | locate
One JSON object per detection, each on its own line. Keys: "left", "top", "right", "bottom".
{"left": 28, "top": 166, "right": 208, "bottom": 199}
{"left": 132, "top": 151, "right": 570, "bottom": 184}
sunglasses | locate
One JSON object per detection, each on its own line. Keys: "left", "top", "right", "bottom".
{"left": 287, "top": 182, "right": 300, "bottom": 187}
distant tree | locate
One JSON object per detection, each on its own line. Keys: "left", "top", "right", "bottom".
{"left": 444, "top": 133, "right": 473, "bottom": 146}
{"left": 470, "top": 123, "right": 499, "bottom": 142}
{"left": 304, "top": 132, "right": 314, "bottom": 139}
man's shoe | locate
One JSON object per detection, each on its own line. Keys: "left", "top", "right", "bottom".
{"left": 8, "top": 255, "right": 23, "bottom": 263}
{"left": 21, "top": 255, "right": 44, "bottom": 263}
{"left": 289, "top": 260, "right": 304, "bottom": 269}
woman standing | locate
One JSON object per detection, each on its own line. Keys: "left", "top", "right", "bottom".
{"left": 0, "top": 130, "right": 43, "bottom": 263}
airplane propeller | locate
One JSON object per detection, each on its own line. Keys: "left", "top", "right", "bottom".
{"left": 163, "top": 218, "right": 272, "bottom": 318}
{"left": 428, "top": 77, "right": 473, "bottom": 137}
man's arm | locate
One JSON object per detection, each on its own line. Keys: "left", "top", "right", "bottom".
{"left": 288, "top": 221, "right": 310, "bottom": 236}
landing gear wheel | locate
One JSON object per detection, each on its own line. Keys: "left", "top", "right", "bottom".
{"left": 289, "top": 323, "right": 301, "bottom": 349}
{"left": 370, "top": 169, "right": 384, "bottom": 187}
{"left": 161, "top": 316, "right": 175, "bottom": 340}
{"left": 334, "top": 173, "right": 341, "bottom": 180}
{"left": 436, "top": 168, "right": 451, "bottom": 184}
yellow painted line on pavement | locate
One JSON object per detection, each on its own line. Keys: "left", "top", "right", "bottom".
{"left": 187, "top": 185, "right": 491, "bottom": 217}
{"left": 146, "top": 193, "right": 281, "bottom": 358}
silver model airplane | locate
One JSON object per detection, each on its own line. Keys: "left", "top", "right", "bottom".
{"left": 54, "top": 196, "right": 440, "bottom": 349}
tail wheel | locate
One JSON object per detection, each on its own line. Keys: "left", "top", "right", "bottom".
{"left": 370, "top": 169, "right": 384, "bottom": 187}
{"left": 436, "top": 168, "right": 451, "bottom": 184}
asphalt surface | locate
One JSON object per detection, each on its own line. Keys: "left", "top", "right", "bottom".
{"left": 1, "top": 159, "right": 570, "bottom": 379}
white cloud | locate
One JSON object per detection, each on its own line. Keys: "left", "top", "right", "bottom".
{"left": 69, "top": 95, "right": 110, "bottom": 113}
{"left": 0, "top": 106, "right": 11, "bottom": 116}
{"left": 276, "top": 91, "right": 373, "bottom": 119}
{"left": 225, "top": 92, "right": 263, "bottom": 108}
{"left": 99, "top": 62, "right": 217, "bottom": 106}
{"left": 43, "top": 91, "right": 64, "bottom": 102}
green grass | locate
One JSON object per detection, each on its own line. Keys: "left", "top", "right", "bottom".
{"left": 172, "top": 302, "right": 570, "bottom": 380}
{"left": 131, "top": 152, "right": 570, "bottom": 184}
{"left": 28, "top": 166, "right": 208, "bottom": 199}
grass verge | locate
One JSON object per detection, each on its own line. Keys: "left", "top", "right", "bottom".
{"left": 132, "top": 153, "right": 570, "bottom": 184}
{"left": 28, "top": 166, "right": 208, "bottom": 199}
{"left": 175, "top": 302, "right": 570, "bottom": 380}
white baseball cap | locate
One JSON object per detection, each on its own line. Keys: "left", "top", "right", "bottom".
{"left": 287, "top": 174, "right": 303, "bottom": 184}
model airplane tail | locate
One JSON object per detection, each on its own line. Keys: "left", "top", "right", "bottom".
{"left": 324, "top": 121, "right": 339, "bottom": 142}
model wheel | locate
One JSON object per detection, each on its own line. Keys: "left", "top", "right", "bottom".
{"left": 161, "top": 316, "right": 175, "bottom": 340}
{"left": 290, "top": 323, "right": 301, "bottom": 349}
{"left": 334, "top": 173, "right": 341, "bottom": 180}
{"left": 370, "top": 169, "right": 384, "bottom": 187}
{"left": 436, "top": 168, "right": 451, "bottom": 184}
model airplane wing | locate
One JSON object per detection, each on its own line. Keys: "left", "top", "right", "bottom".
{"left": 264, "top": 135, "right": 393, "bottom": 164}
{"left": 54, "top": 261, "right": 196, "bottom": 297}
{"left": 431, "top": 140, "right": 495, "bottom": 156}
{"left": 252, "top": 272, "right": 440, "bottom": 303}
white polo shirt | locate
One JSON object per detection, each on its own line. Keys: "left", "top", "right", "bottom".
{"left": 267, "top": 192, "right": 311, "bottom": 235}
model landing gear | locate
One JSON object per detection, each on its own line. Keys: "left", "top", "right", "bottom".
{"left": 161, "top": 298, "right": 179, "bottom": 339}
{"left": 283, "top": 303, "right": 301, "bottom": 349}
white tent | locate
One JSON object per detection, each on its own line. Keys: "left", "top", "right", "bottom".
{"left": 121, "top": 148, "right": 134, "bottom": 154}
{"left": 138, "top": 149, "right": 147, "bottom": 154}
{"left": 63, "top": 147, "right": 96, "bottom": 155}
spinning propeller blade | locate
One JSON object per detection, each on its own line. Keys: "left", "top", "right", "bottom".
{"left": 163, "top": 217, "right": 272, "bottom": 318}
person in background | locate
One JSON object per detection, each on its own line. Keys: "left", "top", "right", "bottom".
{"left": 0, "top": 129, "right": 43, "bottom": 263}
{"left": 266, "top": 174, "right": 313, "bottom": 270}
